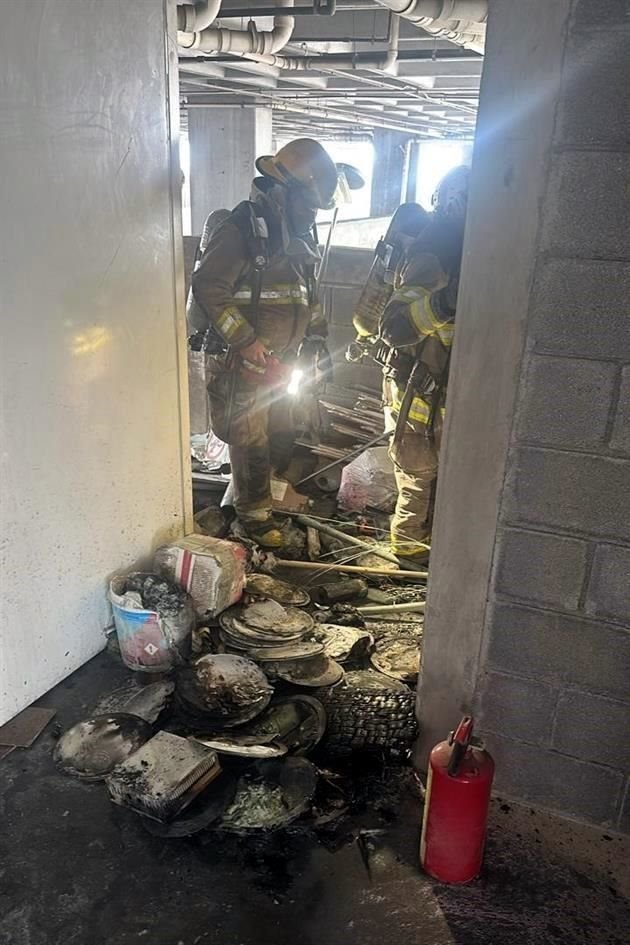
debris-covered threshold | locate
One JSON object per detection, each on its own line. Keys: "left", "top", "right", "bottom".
{"left": 53, "top": 503, "right": 426, "bottom": 844}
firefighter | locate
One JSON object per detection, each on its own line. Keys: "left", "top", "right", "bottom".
{"left": 351, "top": 165, "right": 469, "bottom": 563}
{"left": 190, "top": 138, "right": 341, "bottom": 550}
{"left": 381, "top": 165, "right": 469, "bottom": 562}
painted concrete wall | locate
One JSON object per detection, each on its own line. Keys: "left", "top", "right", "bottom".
{"left": 419, "top": 0, "right": 630, "bottom": 832}
{"left": 0, "top": 0, "right": 191, "bottom": 725}
{"left": 188, "top": 107, "right": 273, "bottom": 235}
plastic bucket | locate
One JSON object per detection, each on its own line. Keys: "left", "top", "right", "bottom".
{"left": 109, "top": 573, "right": 194, "bottom": 673}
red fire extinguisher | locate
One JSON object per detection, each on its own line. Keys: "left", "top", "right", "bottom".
{"left": 420, "top": 716, "right": 494, "bottom": 884}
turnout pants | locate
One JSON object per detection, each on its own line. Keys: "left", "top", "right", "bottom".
{"left": 384, "top": 401, "right": 439, "bottom": 558}
{"left": 207, "top": 364, "right": 293, "bottom": 523}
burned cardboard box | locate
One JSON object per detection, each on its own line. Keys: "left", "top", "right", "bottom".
{"left": 106, "top": 731, "right": 221, "bottom": 822}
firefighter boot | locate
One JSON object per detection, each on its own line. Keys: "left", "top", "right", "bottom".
{"left": 239, "top": 514, "right": 306, "bottom": 557}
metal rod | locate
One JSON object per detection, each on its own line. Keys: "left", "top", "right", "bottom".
{"left": 220, "top": 0, "right": 335, "bottom": 13}
{"left": 316, "top": 205, "right": 338, "bottom": 297}
{"left": 220, "top": 0, "right": 383, "bottom": 12}
{"left": 296, "top": 429, "right": 391, "bottom": 485}
{"left": 295, "top": 513, "right": 402, "bottom": 567}
{"left": 274, "top": 559, "right": 428, "bottom": 579}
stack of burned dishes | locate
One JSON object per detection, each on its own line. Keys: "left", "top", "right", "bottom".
{"left": 219, "top": 599, "right": 344, "bottom": 689}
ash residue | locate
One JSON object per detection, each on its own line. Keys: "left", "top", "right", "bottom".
{"left": 314, "top": 604, "right": 366, "bottom": 627}
{"left": 222, "top": 782, "right": 288, "bottom": 830}
{"left": 125, "top": 573, "right": 190, "bottom": 618}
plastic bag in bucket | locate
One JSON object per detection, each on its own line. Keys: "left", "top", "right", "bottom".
{"left": 109, "top": 572, "right": 194, "bottom": 673}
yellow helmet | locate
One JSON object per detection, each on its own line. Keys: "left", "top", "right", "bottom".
{"left": 256, "top": 138, "right": 340, "bottom": 210}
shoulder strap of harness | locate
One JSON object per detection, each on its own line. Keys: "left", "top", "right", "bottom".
{"left": 230, "top": 200, "right": 272, "bottom": 329}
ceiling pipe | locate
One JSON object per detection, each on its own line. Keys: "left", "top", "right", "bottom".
{"left": 180, "top": 0, "right": 296, "bottom": 54}
{"left": 192, "top": 46, "right": 480, "bottom": 62}
{"left": 177, "top": 0, "right": 223, "bottom": 34}
{"left": 220, "top": 0, "right": 336, "bottom": 15}
{"left": 186, "top": 97, "right": 444, "bottom": 136}
{"left": 370, "top": 0, "right": 487, "bottom": 52}
{"left": 379, "top": 0, "right": 486, "bottom": 16}
{"left": 180, "top": 75, "right": 472, "bottom": 141}
{"left": 181, "top": 73, "right": 458, "bottom": 136}
{"left": 219, "top": 11, "right": 400, "bottom": 71}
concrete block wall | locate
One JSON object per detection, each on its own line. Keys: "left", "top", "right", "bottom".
{"left": 476, "top": 0, "right": 630, "bottom": 831}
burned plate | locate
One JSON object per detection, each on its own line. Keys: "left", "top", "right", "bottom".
{"left": 53, "top": 714, "right": 153, "bottom": 782}
{"left": 371, "top": 640, "right": 420, "bottom": 684}
{"left": 237, "top": 600, "right": 315, "bottom": 636}
{"left": 343, "top": 669, "right": 407, "bottom": 692}
{"left": 194, "top": 735, "right": 288, "bottom": 759}
{"left": 218, "top": 757, "right": 317, "bottom": 833}
{"left": 177, "top": 654, "right": 273, "bottom": 728}
{"left": 245, "top": 574, "right": 310, "bottom": 607}
{"left": 273, "top": 654, "right": 344, "bottom": 689}
{"left": 219, "top": 612, "right": 306, "bottom": 645}
{"left": 247, "top": 641, "right": 324, "bottom": 663}
{"left": 271, "top": 695, "right": 327, "bottom": 755}
{"left": 230, "top": 616, "right": 307, "bottom": 644}
{"left": 177, "top": 694, "right": 272, "bottom": 731}
{"left": 315, "top": 624, "right": 374, "bottom": 663}
{"left": 196, "top": 694, "right": 326, "bottom": 759}
{"left": 123, "top": 680, "right": 175, "bottom": 724}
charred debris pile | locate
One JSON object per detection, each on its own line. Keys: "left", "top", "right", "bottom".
{"left": 53, "top": 515, "right": 424, "bottom": 840}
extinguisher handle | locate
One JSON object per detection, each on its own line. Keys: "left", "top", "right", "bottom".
{"left": 447, "top": 715, "right": 474, "bottom": 777}
{"left": 447, "top": 741, "right": 467, "bottom": 778}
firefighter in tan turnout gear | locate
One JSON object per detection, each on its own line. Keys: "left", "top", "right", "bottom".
{"left": 353, "top": 165, "right": 469, "bottom": 563}
{"left": 190, "top": 138, "right": 342, "bottom": 550}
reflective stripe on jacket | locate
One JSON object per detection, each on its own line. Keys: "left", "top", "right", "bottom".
{"left": 384, "top": 286, "right": 454, "bottom": 349}
{"left": 382, "top": 283, "right": 454, "bottom": 428}
{"left": 191, "top": 215, "right": 318, "bottom": 354}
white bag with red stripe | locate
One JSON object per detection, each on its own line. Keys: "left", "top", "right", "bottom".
{"left": 154, "top": 535, "right": 247, "bottom": 619}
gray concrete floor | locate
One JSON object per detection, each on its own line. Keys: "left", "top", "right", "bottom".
{"left": 1, "top": 652, "right": 629, "bottom": 945}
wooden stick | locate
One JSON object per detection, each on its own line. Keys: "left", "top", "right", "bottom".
{"left": 274, "top": 559, "right": 428, "bottom": 580}
{"left": 356, "top": 601, "right": 425, "bottom": 615}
